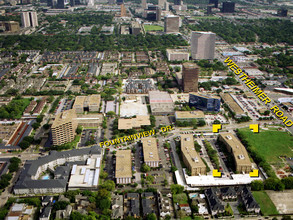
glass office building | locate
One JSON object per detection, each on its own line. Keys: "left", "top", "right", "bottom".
{"left": 189, "top": 93, "right": 221, "bottom": 112}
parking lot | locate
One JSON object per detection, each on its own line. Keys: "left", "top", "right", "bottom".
{"left": 79, "top": 129, "right": 98, "bottom": 147}
{"left": 55, "top": 98, "right": 73, "bottom": 114}
{"left": 205, "top": 114, "right": 228, "bottom": 125}
{"left": 234, "top": 95, "right": 261, "bottom": 120}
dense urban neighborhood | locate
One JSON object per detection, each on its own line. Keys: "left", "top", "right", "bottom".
{"left": 0, "top": 0, "right": 293, "bottom": 219}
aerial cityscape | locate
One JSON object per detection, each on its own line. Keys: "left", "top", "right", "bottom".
{"left": 0, "top": 0, "right": 292, "bottom": 219}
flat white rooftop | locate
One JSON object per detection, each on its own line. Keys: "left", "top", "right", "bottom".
{"left": 185, "top": 174, "right": 262, "bottom": 187}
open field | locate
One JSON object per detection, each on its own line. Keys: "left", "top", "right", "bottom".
{"left": 252, "top": 191, "right": 279, "bottom": 216}
{"left": 266, "top": 190, "right": 293, "bottom": 214}
{"left": 144, "top": 25, "right": 164, "bottom": 32}
{"left": 237, "top": 128, "right": 293, "bottom": 163}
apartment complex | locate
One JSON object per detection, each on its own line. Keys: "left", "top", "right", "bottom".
{"left": 73, "top": 95, "right": 101, "bottom": 114}
{"left": 181, "top": 134, "right": 206, "bottom": 176}
{"left": 219, "top": 133, "right": 252, "bottom": 173}
{"left": 51, "top": 109, "right": 78, "bottom": 146}
{"left": 21, "top": 11, "right": 38, "bottom": 28}
{"left": 115, "top": 150, "right": 132, "bottom": 184}
{"left": 191, "top": 31, "right": 215, "bottom": 60}
{"left": 14, "top": 146, "right": 101, "bottom": 195}
{"left": 164, "top": 15, "right": 179, "bottom": 33}
{"left": 142, "top": 137, "right": 160, "bottom": 167}
{"left": 182, "top": 63, "right": 199, "bottom": 92}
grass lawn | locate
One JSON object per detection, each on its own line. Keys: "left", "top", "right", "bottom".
{"left": 144, "top": 25, "right": 164, "bottom": 32}
{"left": 238, "top": 127, "right": 293, "bottom": 163}
{"left": 252, "top": 191, "right": 279, "bottom": 216}
{"left": 173, "top": 193, "right": 188, "bottom": 205}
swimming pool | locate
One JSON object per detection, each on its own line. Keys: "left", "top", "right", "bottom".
{"left": 42, "top": 174, "right": 50, "bottom": 180}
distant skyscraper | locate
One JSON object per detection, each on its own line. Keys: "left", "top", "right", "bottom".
{"left": 278, "top": 8, "right": 288, "bottom": 17}
{"left": 174, "top": 0, "right": 181, "bottom": 5}
{"left": 116, "top": 0, "right": 123, "bottom": 5}
{"left": 108, "top": 0, "right": 115, "bottom": 4}
{"left": 207, "top": 5, "right": 213, "bottom": 15}
{"left": 156, "top": 6, "right": 161, "bottom": 21}
{"left": 222, "top": 2, "right": 235, "bottom": 13}
{"left": 191, "top": 31, "right": 215, "bottom": 60}
{"left": 141, "top": 0, "right": 147, "bottom": 9}
{"left": 70, "top": 0, "right": 75, "bottom": 6}
{"left": 209, "top": 0, "right": 218, "bottom": 8}
{"left": 21, "top": 11, "right": 38, "bottom": 28}
{"left": 57, "top": 0, "right": 64, "bottom": 8}
{"left": 182, "top": 63, "right": 199, "bottom": 93}
{"left": 120, "top": 3, "right": 126, "bottom": 16}
{"left": 164, "top": 15, "right": 179, "bottom": 33}
{"left": 164, "top": 1, "right": 169, "bottom": 11}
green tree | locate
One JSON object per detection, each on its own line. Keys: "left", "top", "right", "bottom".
{"left": 141, "top": 163, "right": 151, "bottom": 173}
{"left": 170, "top": 184, "right": 184, "bottom": 194}
{"left": 146, "top": 213, "right": 156, "bottom": 220}
{"left": 251, "top": 180, "right": 264, "bottom": 191}
{"left": 101, "top": 180, "right": 115, "bottom": 191}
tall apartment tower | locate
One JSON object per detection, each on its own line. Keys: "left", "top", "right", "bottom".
{"left": 164, "top": 15, "right": 179, "bottom": 33}
{"left": 182, "top": 63, "right": 199, "bottom": 92}
{"left": 191, "top": 31, "right": 215, "bottom": 60}
{"left": 222, "top": 2, "right": 235, "bottom": 13}
{"left": 21, "top": 11, "right": 38, "bottom": 28}
{"left": 141, "top": 0, "right": 147, "bottom": 9}
{"left": 120, "top": 4, "right": 126, "bottom": 16}
{"left": 51, "top": 109, "right": 77, "bottom": 146}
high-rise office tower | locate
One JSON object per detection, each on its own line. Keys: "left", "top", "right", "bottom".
{"left": 70, "top": 0, "right": 75, "bottom": 6}
{"left": 57, "top": 0, "right": 64, "bottom": 8}
{"left": 182, "top": 63, "right": 199, "bottom": 93}
{"left": 158, "top": 0, "right": 165, "bottom": 8}
{"left": 174, "top": 0, "right": 181, "bottom": 5}
{"left": 117, "top": 0, "right": 123, "bottom": 5}
{"left": 141, "top": 0, "right": 147, "bottom": 9}
{"left": 191, "top": 31, "right": 215, "bottom": 60}
{"left": 221, "top": 2, "right": 235, "bottom": 13}
{"left": 156, "top": 6, "right": 161, "bottom": 21}
{"left": 120, "top": 4, "right": 126, "bottom": 16}
{"left": 209, "top": 0, "right": 218, "bottom": 8}
{"left": 47, "top": 0, "right": 53, "bottom": 7}
{"left": 164, "top": 15, "right": 179, "bottom": 33}
{"left": 21, "top": 11, "right": 38, "bottom": 28}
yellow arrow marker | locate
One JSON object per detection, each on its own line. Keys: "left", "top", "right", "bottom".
{"left": 249, "top": 169, "right": 259, "bottom": 177}
{"left": 213, "top": 169, "right": 222, "bottom": 177}
{"left": 249, "top": 124, "right": 259, "bottom": 133}
{"left": 212, "top": 124, "right": 222, "bottom": 133}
